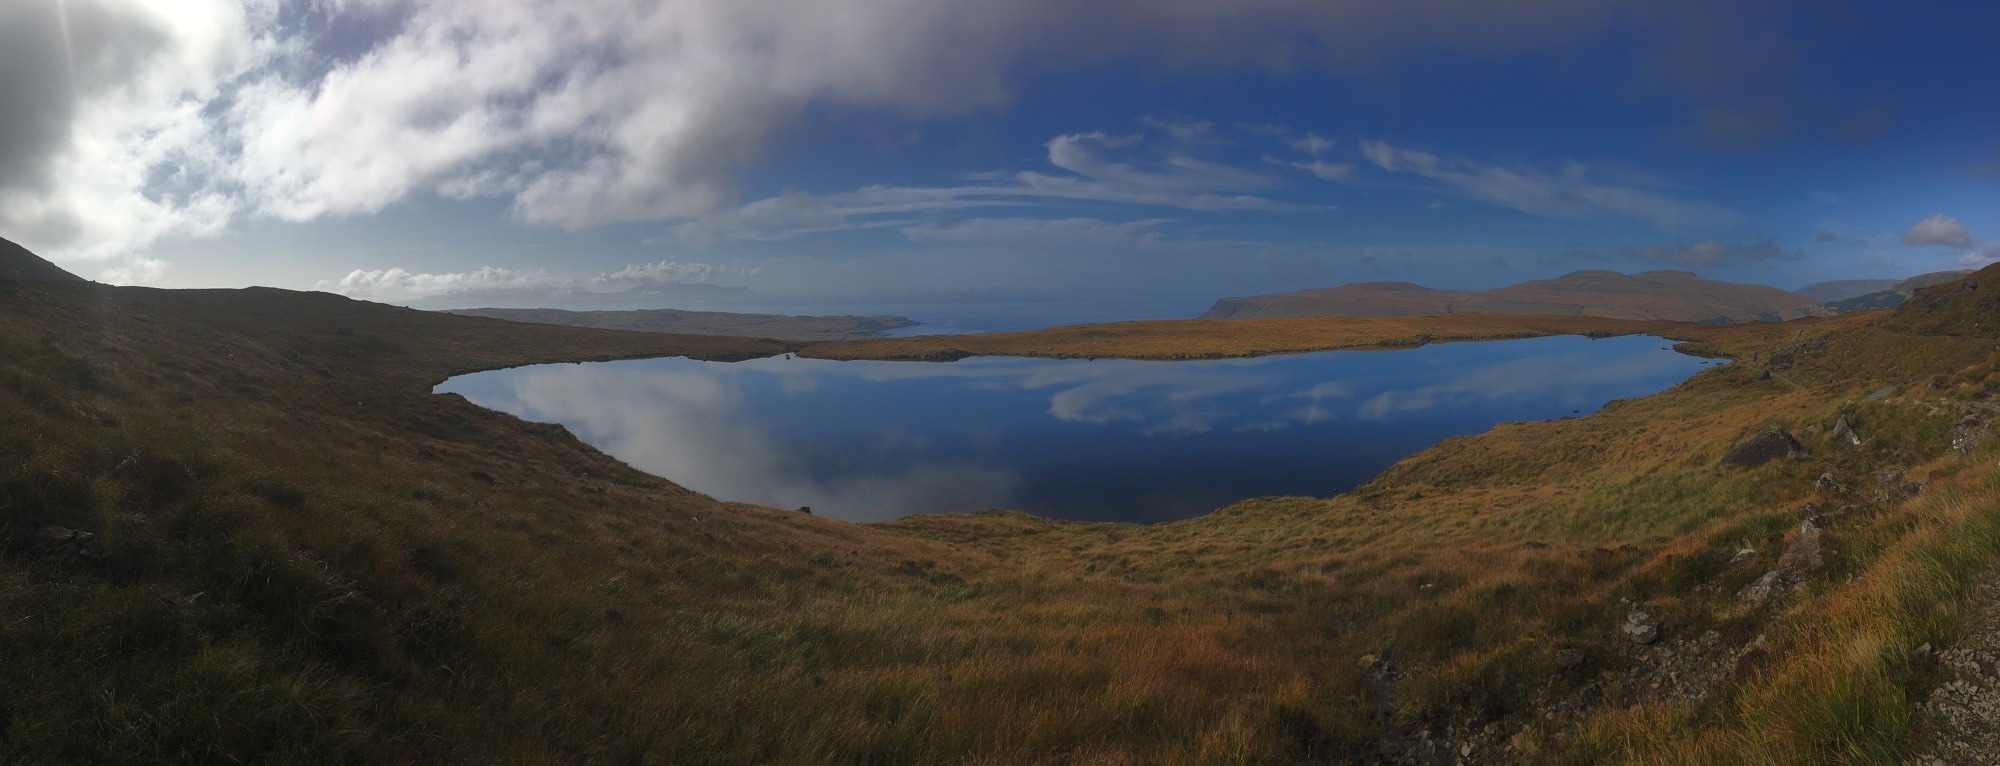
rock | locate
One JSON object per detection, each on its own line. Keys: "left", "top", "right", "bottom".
{"left": 1815, "top": 472, "right": 1841, "bottom": 493}
{"left": 796, "top": 506, "right": 812, "bottom": 515}
{"left": 1737, "top": 570, "right": 1786, "bottom": 603}
{"left": 1776, "top": 524, "right": 1825, "bottom": 583}
{"left": 1554, "top": 648, "right": 1585, "bottom": 669}
{"left": 1874, "top": 467, "right": 1924, "bottom": 504}
{"left": 1719, "top": 429, "right": 1803, "bottom": 468}
{"left": 33, "top": 524, "right": 100, "bottom": 561}
{"left": 1867, "top": 386, "right": 1896, "bottom": 401}
{"left": 1830, "top": 417, "right": 1861, "bottom": 447}
{"left": 1623, "top": 608, "right": 1661, "bottom": 645}
{"left": 1950, "top": 416, "right": 1989, "bottom": 456}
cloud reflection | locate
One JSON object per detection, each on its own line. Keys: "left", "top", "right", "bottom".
{"left": 438, "top": 336, "right": 1710, "bottom": 521}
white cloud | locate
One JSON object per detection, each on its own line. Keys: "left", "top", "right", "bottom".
{"left": 0, "top": 0, "right": 272, "bottom": 280}
{"left": 1960, "top": 243, "right": 2000, "bottom": 268}
{"left": 667, "top": 127, "right": 1305, "bottom": 244}
{"left": 1358, "top": 140, "right": 1740, "bottom": 232}
{"left": 317, "top": 258, "right": 751, "bottom": 300}
{"left": 1290, "top": 132, "right": 1334, "bottom": 157}
{"left": 319, "top": 265, "right": 565, "bottom": 302}
{"left": 3, "top": 0, "right": 1625, "bottom": 280}
{"left": 1904, "top": 214, "right": 1975, "bottom": 248}
{"left": 900, "top": 217, "right": 1173, "bottom": 244}
{"left": 598, "top": 260, "right": 761, "bottom": 286}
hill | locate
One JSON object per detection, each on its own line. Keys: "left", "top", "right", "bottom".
{"left": 1203, "top": 269, "right": 1830, "bottom": 323}
{"left": 0, "top": 237, "right": 88, "bottom": 283}
{"left": 6, "top": 233, "right": 2000, "bottom": 763}
{"left": 1825, "top": 270, "right": 1978, "bottom": 313}
{"left": 1796, "top": 278, "right": 1897, "bottom": 303}
{"left": 441, "top": 307, "right": 919, "bottom": 341}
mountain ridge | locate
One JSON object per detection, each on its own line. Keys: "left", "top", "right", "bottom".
{"left": 1203, "top": 269, "right": 1830, "bottom": 323}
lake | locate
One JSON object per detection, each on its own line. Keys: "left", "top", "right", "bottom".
{"left": 436, "top": 335, "right": 1716, "bottom": 523}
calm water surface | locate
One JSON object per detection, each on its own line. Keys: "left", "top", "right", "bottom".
{"left": 437, "top": 335, "right": 1715, "bottom": 523}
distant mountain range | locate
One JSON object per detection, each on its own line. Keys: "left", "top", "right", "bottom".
{"left": 1799, "top": 271, "right": 1975, "bottom": 311}
{"left": 1202, "top": 270, "right": 1831, "bottom": 324}
{"left": 443, "top": 307, "right": 919, "bottom": 341}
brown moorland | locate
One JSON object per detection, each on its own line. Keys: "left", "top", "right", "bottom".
{"left": 1201, "top": 269, "right": 1830, "bottom": 324}
{"left": 5, "top": 237, "right": 2000, "bottom": 763}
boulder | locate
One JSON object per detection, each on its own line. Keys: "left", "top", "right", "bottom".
{"left": 1776, "top": 522, "right": 1825, "bottom": 583}
{"left": 1874, "top": 467, "right": 1924, "bottom": 505}
{"left": 1737, "top": 570, "right": 1786, "bottom": 603}
{"left": 1719, "top": 429, "right": 1803, "bottom": 468}
{"left": 1622, "top": 608, "right": 1661, "bottom": 645}
{"left": 33, "top": 525, "right": 100, "bottom": 561}
{"left": 1830, "top": 417, "right": 1861, "bottom": 447}
{"left": 1950, "top": 416, "right": 1989, "bottom": 456}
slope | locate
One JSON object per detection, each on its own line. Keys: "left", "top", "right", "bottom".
{"left": 1203, "top": 269, "right": 1830, "bottom": 323}
{"left": 6, "top": 233, "right": 2000, "bottom": 763}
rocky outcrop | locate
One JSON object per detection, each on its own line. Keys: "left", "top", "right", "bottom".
{"left": 1951, "top": 416, "right": 1989, "bottom": 457}
{"left": 1776, "top": 520, "right": 1825, "bottom": 584}
{"left": 1719, "top": 429, "right": 1802, "bottom": 468}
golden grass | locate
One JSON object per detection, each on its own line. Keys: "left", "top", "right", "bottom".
{"left": 2, "top": 264, "right": 1998, "bottom": 762}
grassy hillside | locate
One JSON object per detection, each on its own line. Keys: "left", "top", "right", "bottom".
{"left": 1203, "top": 270, "right": 1830, "bottom": 324}
{"left": 1824, "top": 270, "right": 1979, "bottom": 314}
{"left": 5, "top": 241, "right": 2000, "bottom": 763}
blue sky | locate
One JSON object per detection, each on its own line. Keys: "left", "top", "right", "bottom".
{"left": 2, "top": 0, "right": 1996, "bottom": 315}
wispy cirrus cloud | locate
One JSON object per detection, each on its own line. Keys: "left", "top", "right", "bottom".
{"left": 665, "top": 126, "right": 1309, "bottom": 244}
{"left": 1622, "top": 239, "right": 1802, "bottom": 269}
{"left": 1358, "top": 140, "right": 1741, "bottom": 233}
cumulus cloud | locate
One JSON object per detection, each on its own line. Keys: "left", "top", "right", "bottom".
{"left": 1359, "top": 141, "right": 1740, "bottom": 232}
{"left": 3, "top": 0, "right": 1627, "bottom": 278}
{"left": 598, "top": 259, "right": 761, "bottom": 286}
{"left": 1960, "top": 243, "right": 2000, "bottom": 268}
{"left": 1621, "top": 239, "right": 1802, "bottom": 269}
{"left": 319, "top": 265, "right": 565, "bottom": 302}
{"left": 0, "top": 0, "right": 267, "bottom": 280}
{"left": 318, "top": 258, "right": 751, "bottom": 300}
{"left": 1904, "top": 214, "right": 1975, "bottom": 248}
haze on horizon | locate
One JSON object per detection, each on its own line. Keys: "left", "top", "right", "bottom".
{"left": 2, "top": 0, "right": 1996, "bottom": 315}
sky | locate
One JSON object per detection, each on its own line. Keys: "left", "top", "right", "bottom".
{"left": 2, "top": 0, "right": 1997, "bottom": 321}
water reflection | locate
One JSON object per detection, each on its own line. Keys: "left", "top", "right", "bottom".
{"left": 437, "top": 335, "right": 1710, "bottom": 523}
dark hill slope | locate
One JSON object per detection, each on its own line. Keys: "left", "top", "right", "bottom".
{"left": 0, "top": 236, "right": 87, "bottom": 283}
{"left": 1203, "top": 269, "right": 1829, "bottom": 323}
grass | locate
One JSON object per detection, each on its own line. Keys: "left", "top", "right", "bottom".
{"left": 0, "top": 264, "right": 1997, "bottom": 762}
